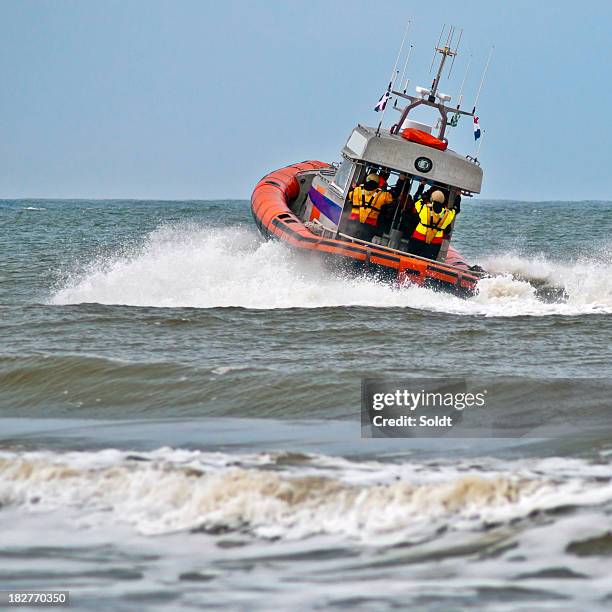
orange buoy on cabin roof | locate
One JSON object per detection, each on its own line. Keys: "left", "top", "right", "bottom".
{"left": 400, "top": 128, "right": 448, "bottom": 151}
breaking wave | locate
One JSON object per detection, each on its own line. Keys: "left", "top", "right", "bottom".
{"left": 49, "top": 224, "right": 612, "bottom": 316}
{"left": 1, "top": 448, "right": 612, "bottom": 543}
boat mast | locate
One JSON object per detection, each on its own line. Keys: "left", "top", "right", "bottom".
{"left": 428, "top": 27, "right": 458, "bottom": 102}
{"left": 391, "top": 26, "right": 471, "bottom": 140}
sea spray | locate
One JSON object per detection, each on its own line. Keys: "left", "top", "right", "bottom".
{"left": 50, "top": 222, "right": 612, "bottom": 316}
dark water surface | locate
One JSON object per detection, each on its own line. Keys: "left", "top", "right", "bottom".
{"left": 1, "top": 198, "right": 612, "bottom": 610}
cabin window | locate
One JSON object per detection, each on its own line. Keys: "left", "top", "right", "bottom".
{"left": 338, "top": 165, "right": 460, "bottom": 258}
{"left": 331, "top": 159, "right": 353, "bottom": 194}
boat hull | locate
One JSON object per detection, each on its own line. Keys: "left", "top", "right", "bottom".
{"left": 251, "top": 161, "right": 480, "bottom": 298}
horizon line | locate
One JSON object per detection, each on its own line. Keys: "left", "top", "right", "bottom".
{"left": 2, "top": 197, "right": 612, "bottom": 204}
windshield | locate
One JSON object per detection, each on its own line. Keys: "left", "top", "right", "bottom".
{"left": 332, "top": 159, "right": 353, "bottom": 193}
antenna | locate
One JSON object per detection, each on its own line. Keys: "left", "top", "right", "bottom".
{"left": 448, "top": 28, "right": 463, "bottom": 78}
{"left": 388, "top": 19, "right": 411, "bottom": 86}
{"left": 429, "top": 25, "right": 459, "bottom": 101}
{"left": 430, "top": 24, "right": 445, "bottom": 72}
{"left": 473, "top": 45, "right": 494, "bottom": 112}
{"left": 457, "top": 53, "right": 472, "bottom": 109}
{"left": 399, "top": 44, "right": 414, "bottom": 93}
{"left": 446, "top": 25, "right": 453, "bottom": 51}
{"left": 376, "top": 19, "right": 412, "bottom": 136}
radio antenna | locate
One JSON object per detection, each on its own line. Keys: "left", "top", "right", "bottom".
{"left": 473, "top": 45, "right": 494, "bottom": 112}
{"left": 429, "top": 27, "right": 458, "bottom": 100}
{"left": 376, "top": 19, "right": 411, "bottom": 135}
{"left": 446, "top": 25, "right": 454, "bottom": 50}
{"left": 449, "top": 50, "right": 471, "bottom": 127}
{"left": 457, "top": 53, "right": 472, "bottom": 109}
{"left": 399, "top": 44, "right": 414, "bottom": 93}
{"left": 430, "top": 24, "right": 445, "bottom": 72}
{"left": 448, "top": 28, "right": 463, "bottom": 78}
{"left": 388, "top": 19, "right": 411, "bottom": 85}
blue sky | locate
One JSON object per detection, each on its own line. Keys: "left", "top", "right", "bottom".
{"left": 0, "top": 0, "right": 610, "bottom": 200}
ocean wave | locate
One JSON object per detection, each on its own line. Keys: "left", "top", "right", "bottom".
{"left": 0, "top": 354, "right": 301, "bottom": 417}
{"left": 1, "top": 449, "right": 611, "bottom": 543}
{"left": 48, "top": 223, "right": 612, "bottom": 316}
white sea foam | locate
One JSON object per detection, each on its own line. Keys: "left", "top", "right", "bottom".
{"left": 1, "top": 448, "right": 611, "bottom": 544}
{"left": 49, "top": 224, "right": 612, "bottom": 316}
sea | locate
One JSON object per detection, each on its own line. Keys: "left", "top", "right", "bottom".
{"left": 1, "top": 198, "right": 612, "bottom": 611}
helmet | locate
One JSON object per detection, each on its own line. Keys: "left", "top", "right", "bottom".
{"left": 366, "top": 173, "right": 379, "bottom": 183}
{"left": 430, "top": 190, "right": 445, "bottom": 204}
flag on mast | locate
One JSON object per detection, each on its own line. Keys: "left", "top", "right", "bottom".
{"left": 374, "top": 90, "right": 391, "bottom": 112}
{"left": 473, "top": 115, "right": 481, "bottom": 140}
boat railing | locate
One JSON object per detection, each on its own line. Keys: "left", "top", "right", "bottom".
{"left": 337, "top": 232, "right": 483, "bottom": 278}
{"left": 308, "top": 218, "right": 337, "bottom": 239}
{"left": 305, "top": 222, "right": 483, "bottom": 278}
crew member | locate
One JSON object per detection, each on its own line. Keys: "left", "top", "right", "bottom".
{"left": 378, "top": 169, "right": 391, "bottom": 189}
{"left": 407, "top": 190, "right": 456, "bottom": 260}
{"left": 379, "top": 174, "right": 409, "bottom": 234}
{"left": 345, "top": 173, "right": 394, "bottom": 242}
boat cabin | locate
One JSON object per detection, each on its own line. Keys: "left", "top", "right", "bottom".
{"left": 297, "top": 122, "right": 482, "bottom": 263}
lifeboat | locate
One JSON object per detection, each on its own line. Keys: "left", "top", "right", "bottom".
{"left": 250, "top": 36, "right": 487, "bottom": 298}
{"left": 251, "top": 160, "right": 482, "bottom": 298}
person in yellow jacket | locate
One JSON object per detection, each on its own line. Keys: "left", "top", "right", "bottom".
{"left": 345, "top": 173, "right": 394, "bottom": 242}
{"left": 407, "top": 189, "right": 456, "bottom": 260}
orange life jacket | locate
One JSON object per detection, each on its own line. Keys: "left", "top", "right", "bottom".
{"left": 348, "top": 187, "right": 393, "bottom": 226}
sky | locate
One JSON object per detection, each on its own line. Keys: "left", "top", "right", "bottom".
{"left": 0, "top": 0, "right": 610, "bottom": 201}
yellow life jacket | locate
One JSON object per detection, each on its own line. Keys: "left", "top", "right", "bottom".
{"left": 348, "top": 186, "right": 393, "bottom": 225}
{"left": 413, "top": 199, "right": 456, "bottom": 244}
